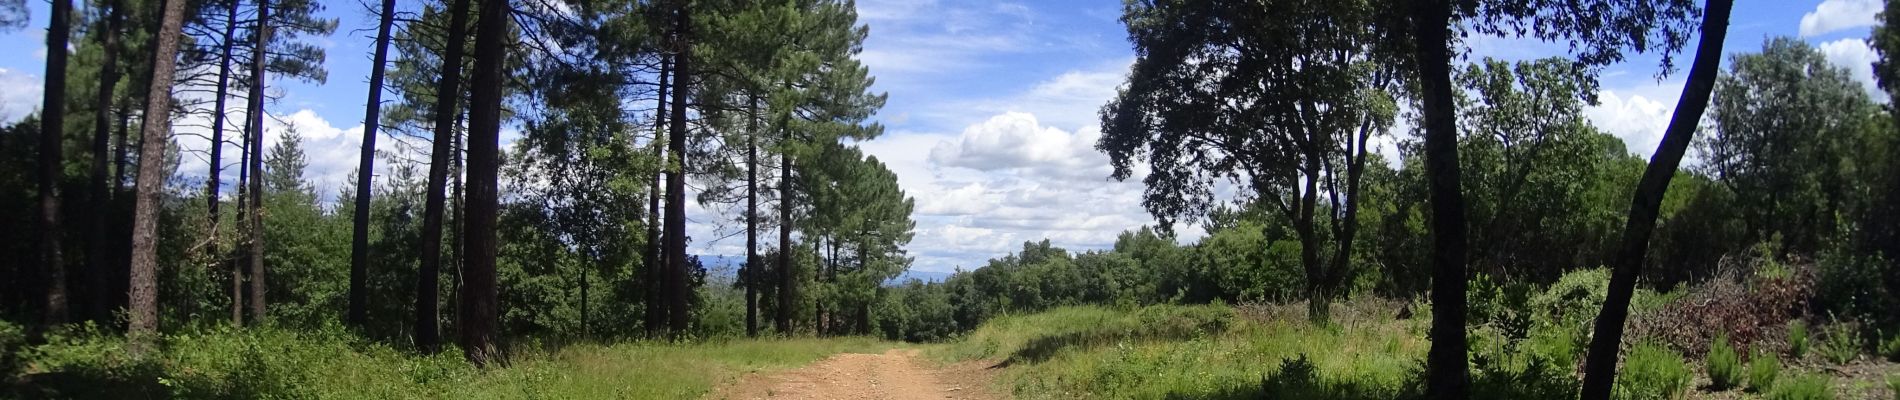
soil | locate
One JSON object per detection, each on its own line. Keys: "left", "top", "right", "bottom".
{"left": 707, "top": 349, "right": 1002, "bottom": 400}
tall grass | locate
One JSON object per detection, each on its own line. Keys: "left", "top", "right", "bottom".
{"left": 7, "top": 324, "right": 893, "bottom": 399}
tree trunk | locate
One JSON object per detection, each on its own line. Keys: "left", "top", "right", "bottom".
{"left": 244, "top": 0, "right": 272, "bottom": 324}
{"left": 663, "top": 2, "right": 695, "bottom": 336}
{"left": 778, "top": 133, "right": 794, "bottom": 335}
{"left": 348, "top": 0, "right": 397, "bottom": 330}
{"left": 206, "top": 0, "right": 238, "bottom": 265}
{"left": 86, "top": 0, "right": 125, "bottom": 325}
{"left": 646, "top": 56, "right": 670, "bottom": 336}
{"left": 1297, "top": 160, "right": 1325, "bottom": 325}
{"left": 417, "top": 0, "right": 471, "bottom": 352}
{"left": 461, "top": 0, "right": 509, "bottom": 367}
{"left": 745, "top": 96, "right": 760, "bottom": 338}
{"left": 233, "top": 124, "right": 249, "bottom": 326}
{"left": 1578, "top": 1, "right": 1734, "bottom": 398}
{"left": 114, "top": 103, "right": 131, "bottom": 190}
{"left": 128, "top": 0, "right": 190, "bottom": 351}
{"left": 38, "top": 0, "right": 74, "bottom": 330}
{"left": 1411, "top": 0, "right": 1470, "bottom": 397}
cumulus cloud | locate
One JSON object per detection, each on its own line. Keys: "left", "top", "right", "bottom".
{"left": 1584, "top": 82, "right": 1680, "bottom": 159}
{"left": 927, "top": 112, "right": 1114, "bottom": 181}
{"left": 1818, "top": 38, "right": 1884, "bottom": 99}
{"left": 1801, "top": 0, "right": 1881, "bottom": 38}
{"left": 0, "top": 67, "right": 42, "bottom": 124}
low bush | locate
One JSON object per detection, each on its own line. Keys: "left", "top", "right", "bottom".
{"left": 1887, "top": 375, "right": 1898, "bottom": 400}
{"left": 1707, "top": 334, "right": 1743, "bottom": 390}
{"left": 1747, "top": 349, "right": 1781, "bottom": 393}
{"left": 1615, "top": 342, "right": 1692, "bottom": 400}
{"left": 1819, "top": 322, "right": 1859, "bottom": 364}
{"left": 1766, "top": 373, "right": 1833, "bottom": 400}
{"left": 1878, "top": 332, "right": 1900, "bottom": 362}
{"left": 1790, "top": 320, "right": 1810, "bottom": 359}
{"left": 1628, "top": 264, "right": 1814, "bottom": 356}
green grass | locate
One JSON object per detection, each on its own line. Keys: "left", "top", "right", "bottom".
{"left": 929, "top": 304, "right": 1426, "bottom": 399}
{"left": 7, "top": 324, "right": 895, "bottom": 399}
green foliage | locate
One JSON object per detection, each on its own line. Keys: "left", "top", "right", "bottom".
{"left": 1819, "top": 322, "right": 1862, "bottom": 365}
{"left": 1887, "top": 375, "right": 1899, "bottom": 400}
{"left": 1613, "top": 342, "right": 1691, "bottom": 400}
{"left": 1767, "top": 373, "right": 1834, "bottom": 400}
{"left": 1707, "top": 334, "right": 1743, "bottom": 391}
{"left": 1791, "top": 320, "right": 1810, "bottom": 359}
{"left": 1879, "top": 332, "right": 1900, "bottom": 362}
{"left": 1747, "top": 349, "right": 1781, "bottom": 393}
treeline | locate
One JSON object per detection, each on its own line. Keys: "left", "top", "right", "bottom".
{"left": 0, "top": 0, "right": 914, "bottom": 365}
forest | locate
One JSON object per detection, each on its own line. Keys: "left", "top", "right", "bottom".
{"left": 0, "top": 0, "right": 1899, "bottom": 398}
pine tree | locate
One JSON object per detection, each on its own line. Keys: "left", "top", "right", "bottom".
{"left": 348, "top": 0, "right": 397, "bottom": 329}
{"left": 419, "top": 0, "right": 472, "bottom": 353}
{"left": 461, "top": 0, "right": 509, "bottom": 366}
{"left": 128, "top": 0, "right": 190, "bottom": 351}
{"left": 38, "top": 0, "right": 74, "bottom": 330}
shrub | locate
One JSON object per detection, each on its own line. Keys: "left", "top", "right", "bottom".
{"left": 1818, "top": 323, "right": 1859, "bottom": 365}
{"left": 1887, "top": 375, "right": 1898, "bottom": 400}
{"left": 1747, "top": 349, "right": 1781, "bottom": 393}
{"left": 1790, "top": 320, "right": 1809, "bottom": 358}
{"left": 1766, "top": 373, "right": 1832, "bottom": 400}
{"left": 1707, "top": 334, "right": 1743, "bottom": 390}
{"left": 1615, "top": 342, "right": 1692, "bottom": 400}
{"left": 1878, "top": 332, "right": 1900, "bottom": 362}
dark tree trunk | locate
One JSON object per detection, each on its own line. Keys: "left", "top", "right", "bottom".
{"left": 777, "top": 132, "right": 794, "bottom": 335}
{"left": 1578, "top": 1, "right": 1734, "bottom": 398}
{"left": 461, "top": 0, "right": 508, "bottom": 367}
{"left": 233, "top": 124, "right": 249, "bottom": 326}
{"left": 86, "top": 0, "right": 125, "bottom": 325}
{"left": 663, "top": 3, "right": 694, "bottom": 335}
{"left": 38, "top": 0, "right": 74, "bottom": 330}
{"left": 243, "top": 0, "right": 271, "bottom": 324}
{"left": 114, "top": 104, "right": 131, "bottom": 191}
{"left": 645, "top": 56, "right": 670, "bottom": 336}
{"left": 1411, "top": 0, "right": 1470, "bottom": 397}
{"left": 418, "top": 0, "right": 472, "bottom": 353}
{"left": 206, "top": 0, "right": 238, "bottom": 263}
{"left": 128, "top": 0, "right": 190, "bottom": 351}
{"left": 349, "top": 0, "right": 397, "bottom": 330}
{"left": 745, "top": 96, "right": 760, "bottom": 338}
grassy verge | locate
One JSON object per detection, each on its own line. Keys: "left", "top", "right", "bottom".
{"left": 6, "top": 324, "right": 894, "bottom": 399}
{"left": 929, "top": 303, "right": 1427, "bottom": 399}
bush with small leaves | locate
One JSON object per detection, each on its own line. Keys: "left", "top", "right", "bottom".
{"left": 1747, "top": 350, "right": 1781, "bottom": 393}
{"left": 1790, "top": 320, "right": 1810, "bottom": 359}
{"left": 1819, "top": 323, "right": 1859, "bottom": 365}
{"left": 1615, "top": 342, "right": 1692, "bottom": 400}
{"left": 1707, "top": 334, "right": 1743, "bottom": 390}
{"left": 1878, "top": 332, "right": 1900, "bottom": 362}
{"left": 1766, "top": 373, "right": 1832, "bottom": 400}
{"left": 1887, "top": 375, "right": 1898, "bottom": 400}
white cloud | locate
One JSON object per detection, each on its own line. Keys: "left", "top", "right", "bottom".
{"left": 0, "top": 67, "right": 42, "bottom": 124}
{"left": 1585, "top": 82, "right": 1681, "bottom": 159}
{"left": 1801, "top": 0, "right": 1882, "bottom": 38}
{"left": 1818, "top": 38, "right": 1884, "bottom": 99}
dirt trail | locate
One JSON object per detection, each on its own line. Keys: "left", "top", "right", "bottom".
{"left": 707, "top": 349, "right": 998, "bottom": 400}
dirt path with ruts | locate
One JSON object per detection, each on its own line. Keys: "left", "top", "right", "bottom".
{"left": 707, "top": 349, "right": 999, "bottom": 400}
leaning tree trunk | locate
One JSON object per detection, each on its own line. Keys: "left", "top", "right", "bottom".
{"left": 349, "top": 0, "right": 397, "bottom": 330}
{"left": 417, "top": 0, "right": 472, "bottom": 353}
{"left": 243, "top": 0, "right": 272, "bottom": 325}
{"left": 128, "top": 0, "right": 191, "bottom": 352}
{"left": 38, "top": 0, "right": 75, "bottom": 330}
{"left": 86, "top": 0, "right": 125, "bottom": 325}
{"left": 461, "top": 0, "right": 509, "bottom": 367}
{"left": 646, "top": 56, "right": 670, "bottom": 336}
{"left": 663, "top": 2, "right": 695, "bottom": 335}
{"left": 1412, "top": 0, "right": 1470, "bottom": 397}
{"left": 1578, "top": 1, "right": 1734, "bottom": 398}
{"left": 206, "top": 0, "right": 238, "bottom": 260}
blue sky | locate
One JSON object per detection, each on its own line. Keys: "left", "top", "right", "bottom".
{"left": 0, "top": 0, "right": 1887, "bottom": 274}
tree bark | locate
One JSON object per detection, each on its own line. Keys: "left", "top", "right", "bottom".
{"left": 38, "top": 0, "right": 74, "bottom": 330}
{"left": 87, "top": 0, "right": 125, "bottom": 325}
{"left": 1578, "top": 1, "right": 1733, "bottom": 398}
{"left": 1412, "top": 0, "right": 1470, "bottom": 397}
{"left": 128, "top": 0, "right": 190, "bottom": 352}
{"left": 778, "top": 131, "right": 794, "bottom": 335}
{"left": 206, "top": 0, "right": 239, "bottom": 265}
{"left": 745, "top": 95, "right": 760, "bottom": 338}
{"left": 646, "top": 56, "right": 670, "bottom": 336}
{"left": 663, "top": 2, "right": 694, "bottom": 335}
{"left": 233, "top": 119, "right": 249, "bottom": 326}
{"left": 243, "top": 0, "right": 271, "bottom": 324}
{"left": 461, "top": 0, "right": 509, "bottom": 367}
{"left": 418, "top": 0, "right": 472, "bottom": 353}
{"left": 348, "top": 0, "right": 397, "bottom": 330}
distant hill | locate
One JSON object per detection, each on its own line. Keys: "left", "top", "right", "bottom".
{"left": 693, "top": 254, "right": 953, "bottom": 285}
